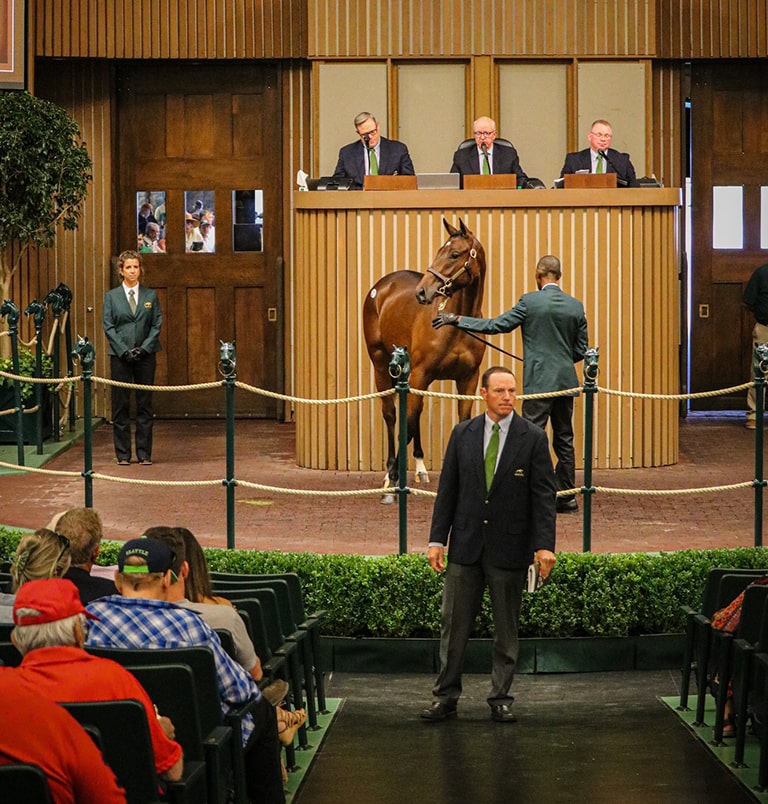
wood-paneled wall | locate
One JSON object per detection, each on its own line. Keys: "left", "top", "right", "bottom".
{"left": 12, "top": 61, "right": 114, "bottom": 417}
{"left": 307, "top": 0, "right": 656, "bottom": 58}
{"left": 294, "top": 189, "right": 681, "bottom": 472}
{"left": 658, "top": 0, "right": 768, "bottom": 58}
{"left": 35, "top": 0, "right": 305, "bottom": 59}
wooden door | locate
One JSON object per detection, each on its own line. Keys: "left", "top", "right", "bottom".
{"left": 115, "top": 62, "right": 282, "bottom": 417}
{"left": 690, "top": 62, "right": 768, "bottom": 409}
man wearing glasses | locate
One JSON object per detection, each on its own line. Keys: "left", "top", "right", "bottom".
{"left": 560, "top": 119, "right": 639, "bottom": 187}
{"left": 450, "top": 115, "right": 529, "bottom": 188}
{"left": 332, "top": 111, "right": 415, "bottom": 189}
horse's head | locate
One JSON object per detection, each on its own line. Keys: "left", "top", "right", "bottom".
{"left": 0, "top": 299, "right": 19, "bottom": 325}
{"left": 415, "top": 218, "right": 485, "bottom": 305}
{"left": 219, "top": 340, "right": 237, "bottom": 377}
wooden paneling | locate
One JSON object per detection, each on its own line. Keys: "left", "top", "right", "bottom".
{"left": 294, "top": 189, "right": 681, "bottom": 472}
{"left": 12, "top": 61, "right": 114, "bottom": 419}
{"left": 307, "top": 0, "right": 656, "bottom": 58}
{"left": 658, "top": 0, "right": 768, "bottom": 58}
{"left": 35, "top": 0, "right": 305, "bottom": 59}
{"left": 650, "top": 61, "right": 685, "bottom": 189}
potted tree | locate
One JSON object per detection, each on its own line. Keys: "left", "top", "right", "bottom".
{"left": 0, "top": 91, "right": 92, "bottom": 357}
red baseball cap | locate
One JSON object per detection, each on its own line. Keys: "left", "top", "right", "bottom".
{"left": 13, "top": 578, "right": 99, "bottom": 626}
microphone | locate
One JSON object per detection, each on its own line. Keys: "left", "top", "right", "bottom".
{"left": 598, "top": 149, "right": 626, "bottom": 184}
{"left": 481, "top": 143, "right": 488, "bottom": 157}
{"left": 364, "top": 134, "right": 370, "bottom": 147}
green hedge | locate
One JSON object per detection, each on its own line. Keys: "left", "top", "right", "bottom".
{"left": 2, "top": 526, "right": 767, "bottom": 639}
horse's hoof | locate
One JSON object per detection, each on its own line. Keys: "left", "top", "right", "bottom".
{"left": 415, "top": 471, "right": 429, "bottom": 484}
{"left": 381, "top": 493, "right": 396, "bottom": 505}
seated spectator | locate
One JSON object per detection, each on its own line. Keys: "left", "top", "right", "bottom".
{"left": 56, "top": 507, "right": 118, "bottom": 604}
{"left": 143, "top": 526, "right": 306, "bottom": 744}
{"left": 140, "top": 221, "right": 165, "bottom": 253}
{"left": 5, "top": 577, "right": 182, "bottom": 782}
{"left": 450, "top": 116, "right": 529, "bottom": 189}
{"left": 332, "top": 111, "right": 415, "bottom": 189}
{"left": 560, "top": 119, "right": 639, "bottom": 187}
{"left": 710, "top": 574, "right": 768, "bottom": 737}
{"left": 0, "top": 679, "right": 126, "bottom": 803}
{"left": 86, "top": 538, "right": 285, "bottom": 803}
{"left": 177, "top": 526, "right": 234, "bottom": 606}
{"left": 0, "top": 529, "right": 72, "bottom": 622}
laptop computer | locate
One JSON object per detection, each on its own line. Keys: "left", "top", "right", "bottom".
{"left": 416, "top": 173, "right": 460, "bottom": 190}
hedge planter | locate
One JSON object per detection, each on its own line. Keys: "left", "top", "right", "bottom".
{"left": 320, "top": 634, "right": 684, "bottom": 674}
{"left": 0, "top": 388, "right": 52, "bottom": 444}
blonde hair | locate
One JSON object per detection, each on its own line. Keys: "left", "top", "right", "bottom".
{"left": 11, "top": 529, "right": 72, "bottom": 592}
{"left": 115, "top": 555, "right": 164, "bottom": 593}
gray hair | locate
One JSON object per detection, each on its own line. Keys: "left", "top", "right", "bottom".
{"left": 354, "top": 112, "right": 375, "bottom": 129}
{"left": 12, "top": 612, "right": 84, "bottom": 654}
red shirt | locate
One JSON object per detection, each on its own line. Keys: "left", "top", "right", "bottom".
{"left": 5, "top": 646, "right": 181, "bottom": 776}
{"left": 0, "top": 678, "right": 126, "bottom": 803}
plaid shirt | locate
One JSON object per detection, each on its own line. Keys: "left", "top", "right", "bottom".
{"left": 86, "top": 595, "right": 260, "bottom": 744}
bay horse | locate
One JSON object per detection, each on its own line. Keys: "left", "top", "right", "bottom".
{"left": 363, "top": 218, "right": 486, "bottom": 498}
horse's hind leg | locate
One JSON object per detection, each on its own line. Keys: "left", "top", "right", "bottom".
{"left": 380, "top": 392, "right": 398, "bottom": 503}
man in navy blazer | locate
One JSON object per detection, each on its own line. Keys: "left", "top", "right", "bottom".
{"left": 421, "top": 366, "right": 556, "bottom": 724}
{"left": 332, "top": 112, "right": 415, "bottom": 189}
{"left": 450, "top": 116, "right": 529, "bottom": 188}
{"left": 560, "top": 119, "right": 639, "bottom": 187}
{"left": 102, "top": 250, "right": 163, "bottom": 465}
{"left": 434, "top": 255, "right": 589, "bottom": 513}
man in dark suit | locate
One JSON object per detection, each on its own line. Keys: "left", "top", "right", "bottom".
{"left": 449, "top": 115, "right": 529, "bottom": 188}
{"left": 433, "top": 255, "right": 589, "bottom": 513}
{"left": 560, "top": 119, "right": 639, "bottom": 187}
{"left": 102, "top": 250, "right": 163, "bottom": 465}
{"left": 420, "top": 366, "right": 556, "bottom": 723}
{"left": 332, "top": 112, "right": 415, "bottom": 189}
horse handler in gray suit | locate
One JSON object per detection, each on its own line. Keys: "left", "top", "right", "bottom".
{"left": 433, "top": 255, "right": 589, "bottom": 513}
{"left": 420, "top": 366, "right": 556, "bottom": 724}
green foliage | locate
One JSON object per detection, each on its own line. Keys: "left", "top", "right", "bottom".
{"left": 5, "top": 531, "right": 768, "bottom": 639}
{"left": 0, "top": 91, "right": 92, "bottom": 255}
{"left": 0, "top": 347, "right": 54, "bottom": 405}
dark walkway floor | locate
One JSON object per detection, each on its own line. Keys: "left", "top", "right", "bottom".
{"left": 298, "top": 671, "right": 759, "bottom": 804}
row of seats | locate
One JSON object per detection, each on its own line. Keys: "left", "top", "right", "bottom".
{"left": 679, "top": 567, "right": 768, "bottom": 788}
{"left": 0, "top": 570, "right": 326, "bottom": 804}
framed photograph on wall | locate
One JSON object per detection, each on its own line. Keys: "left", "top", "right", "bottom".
{"left": 0, "top": 0, "right": 26, "bottom": 90}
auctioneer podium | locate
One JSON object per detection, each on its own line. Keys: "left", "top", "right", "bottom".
{"left": 293, "top": 187, "right": 681, "bottom": 472}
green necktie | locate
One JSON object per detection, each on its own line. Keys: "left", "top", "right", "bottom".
{"left": 596, "top": 152, "right": 604, "bottom": 174}
{"left": 369, "top": 148, "right": 379, "bottom": 175}
{"left": 128, "top": 288, "right": 137, "bottom": 314}
{"left": 485, "top": 423, "right": 500, "bottom": 491}
{"left": 482, "top": 153, "right": 490, "bottom": 175}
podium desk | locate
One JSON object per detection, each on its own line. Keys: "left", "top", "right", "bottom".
{"left": 294, "top": 189, "right": 682, "bottom": 471}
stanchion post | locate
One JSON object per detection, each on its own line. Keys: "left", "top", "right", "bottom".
{"left": 219, "top": 342, "right": 237, "bottom": 550}
{"left": 753, "top": 343, "right": 768, "bottom": 547}
{"left": 24, "top": 300, "right": 47, "bottom": 454}
{"left": 581, "top": 347, "right": 599, "bottom": 553}
{"left": 72, "top": 336, "right": 95, "bottom": 507}
{"left": 0, "top": 300, "right": 24, "bottom": 466}
{"left": 55, "top": 283, "right": 75, "bottom": 431}
{"left": 44, "top": 288, "right": 64, "bottom": 443}
{"left": 389, "top": 346, "right": 411, "bottom": 555}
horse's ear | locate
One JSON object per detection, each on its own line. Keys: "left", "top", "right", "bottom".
{"left": 458, "top": 218, "right": 468, "bottom": 238}
{"left": 442, "top": 218, "right": 459, "bottom": 237}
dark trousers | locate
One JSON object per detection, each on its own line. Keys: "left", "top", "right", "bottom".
{"left": 110, "top": 352, "right": 156, "bottom": 462}
{"left": 523, "top": 395, "right": 575, "bottom": 497}
{"left": 432, "top": 553, "right": 526, "bottom": 706}
{"left": 243, "top": 697, "right": 285, "bottom": 804}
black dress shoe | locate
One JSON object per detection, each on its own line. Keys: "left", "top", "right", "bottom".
{"left": 420, "top": 700, "right": 457, "bottom": 721}
{"left": 556, "top": 498, "right": 579, "bottom": 513}
{"left": 490, "top": 703, "right": 517, "bottom": 723}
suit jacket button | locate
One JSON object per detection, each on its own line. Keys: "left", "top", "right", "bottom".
{"left": 483, "top": 519, "right": 489, "bottom": 525}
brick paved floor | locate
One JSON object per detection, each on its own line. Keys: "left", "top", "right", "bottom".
{"left": 0, "top": 411, "right": 763, "bottom": 554}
